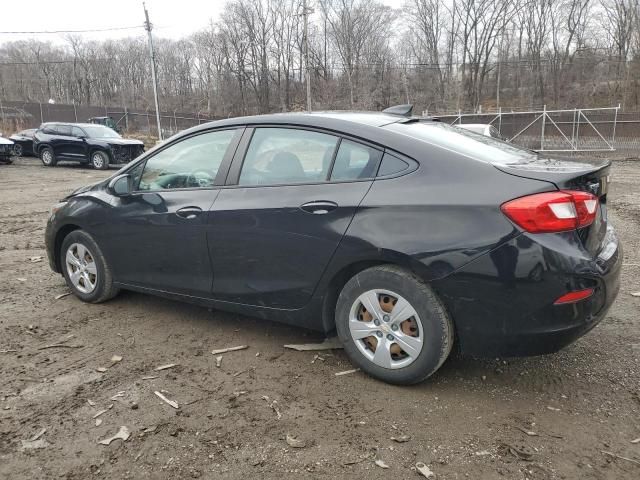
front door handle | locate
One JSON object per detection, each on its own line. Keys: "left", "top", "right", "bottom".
{"left": 176, "top": 206, "right": 203, "bottom": 219}
{"left": 300, "top": 200, "right": 338, "bottom": 215}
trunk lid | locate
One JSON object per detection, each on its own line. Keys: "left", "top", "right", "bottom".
{"left": 496, "top": 155, "right": 611, "bottom": 257}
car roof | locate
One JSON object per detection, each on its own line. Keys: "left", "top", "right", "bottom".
{"left": 193, "top": 111, "right": 404, "bottom": 130}
{"left": 41, "top": 122, "right": 102, "bottom": 128}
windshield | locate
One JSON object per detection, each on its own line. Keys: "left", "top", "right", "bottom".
{"left": 384, "top": 121, "right": 538, "bottom": 165}
{"left": 83, "top": 126, "right": 121, "bottom": 139}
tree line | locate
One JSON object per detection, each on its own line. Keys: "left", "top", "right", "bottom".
{"left": 1, "top": 0, "right": 639, "bottom": 116}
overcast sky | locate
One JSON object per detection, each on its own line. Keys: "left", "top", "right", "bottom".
{"left": 1, "top": 0, "right": 404, "bottom": 46}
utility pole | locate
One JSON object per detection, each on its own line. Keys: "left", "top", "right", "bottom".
{"left": 143, "top": 2, "right": 162, "bottom": 140}
{"left": 302, "top": 0, "right": 313, "bottom": 112}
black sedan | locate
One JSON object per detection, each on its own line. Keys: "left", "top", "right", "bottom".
{"left": 44, "top": 110, "right": 622, "bottom": 384}
{"left": 9, "top": 128, "right": 37, "bottom": 156}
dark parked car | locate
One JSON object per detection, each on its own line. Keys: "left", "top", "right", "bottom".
{"left": 44, "top": 110, "right": 622, "bottom": 384}
{"left": 9, "top": 128, "right": 37, "bottom": 156}
{"left": 34, "top": 123, "right": 144, "bottom": 169}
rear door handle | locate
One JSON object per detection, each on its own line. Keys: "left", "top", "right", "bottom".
{"left": 176, "top": 206, "right": 203, "bottom": 219}
{"left": 300, "top": 200, "right": 338, "bottom": 215}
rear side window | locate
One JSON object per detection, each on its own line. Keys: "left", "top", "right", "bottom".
{"left": 377, "top": 153, "right": 410, "bottom": 177}
{"left": 57, "top": 125, "right": 72, "bottom": 136}
{"left": 330, "top": 140, "right": 382, "bottom": 181}
{"left": 71, "top": 126, "right": 85, "bottom": 137}
{"left": 239, "top": 128, "right": 338, "bottom": 186}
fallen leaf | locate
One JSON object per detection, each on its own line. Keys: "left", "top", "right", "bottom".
{"left": 55, "top": 292, "right": 71, "bottom": 300}
{"left": 95, "top": 418, "right": 103, "bottom": 427}
{"left": 20, "top": 438, "right": 49, "bottom": 450}
{"left": 285, "top": 434, "right": 306, "bottom": 448}
{"left": 98, "top": 426, "right": 130, "bottom": 445}
{"left": 374, "top": 459, "right": 389, "bottom": 469}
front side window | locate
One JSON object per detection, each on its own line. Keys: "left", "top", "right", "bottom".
{"left": 138, "top": 129, "right": 237, "bottom": 191}
{"left": 239, "top": 128, "right": 338, "bottom": 186}
{"left": 330, "top": 139, "right": 382, "bottom": 181}
{"left": 83, "top": 126, "right": 120, "bottom": 139}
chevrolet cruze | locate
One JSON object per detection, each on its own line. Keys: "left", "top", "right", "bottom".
{"left": 45, "top": 110, "right": 622, "bottom": 384}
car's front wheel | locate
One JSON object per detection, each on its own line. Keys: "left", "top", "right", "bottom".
{"left": 60, "top": 230, "right": 119, "bottom": 303}
{"left": 91, "top": 151, "right": 109, "bottom": 170}
{"left": 41, "top": 147, "right": 57, "bottom": 166}
{"left": 335, "top": 265, "right": 453, "bottom": 385}
{"left": 13, "top": 144, "right": 23, "bottom": 157}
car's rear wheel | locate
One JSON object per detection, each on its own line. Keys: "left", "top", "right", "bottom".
{"left": 13, "top": 144, "right": 23, "bottom": 157}
{"left": 41, "top": 147, "right": 57, "bottom": 166}
{"left": 61, "top": 230, "right": 119, "bottom": 303}
{"left": 91, "top": 151, "right": 109, "bottom": 170}
{"left": 335, "top": 265, "right": 453, "bottom": 385}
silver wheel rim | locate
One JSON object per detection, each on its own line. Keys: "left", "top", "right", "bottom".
{"left": 349, "top": 289, "right": 423, "bottom": 369}
{"left": 42, "top": 150, "right": 52, "bottom": 164}
{"left": 14, "top": 144, "right": 22, "bottom": 156}
{"left": 65, "top": 243, "right": 97, "bottom": 294}
{"left": 92, "top": 153, "right": 104, "bottom": 168}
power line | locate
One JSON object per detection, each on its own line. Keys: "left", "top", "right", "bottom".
{"left": 0, "top": 26, "right": 142, "bottom": 35}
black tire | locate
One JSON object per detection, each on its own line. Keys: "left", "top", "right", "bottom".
{"left": 60, "top": 230, "right": 119, "bottom": 303}
{"left": 13, "top": 144, "right": 23, "bottom": 157}
{"left": 91, "top": 150, "right": 109, "bottom": 170}
{"left": 335, "top": 265, "right": 453, "bottom": 385}
{"left": 40, "top": 147, "right": 57, "bottom": 166}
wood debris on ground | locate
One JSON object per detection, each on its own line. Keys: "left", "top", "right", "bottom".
{"left": 335, "top": 368, "right": 359, "bottom": 376}
{"left": 154, "top": 363, "right": 178, "bottom": 371}
{"left": 154, "top": 391, "right": 179, "bottom": 409}
{"left": 283, "top": 337, "right": 343, "bottom": 351}
{"left": 211, "top": 345, "right": 248, "bottom": 355}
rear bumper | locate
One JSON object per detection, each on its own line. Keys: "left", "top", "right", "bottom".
{"left": 433, "top": 226, "right": 622, "bottom": 357}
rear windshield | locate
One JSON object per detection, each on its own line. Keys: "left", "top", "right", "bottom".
{"left": 384, "top": 121, "right": 538, "bottom": 165}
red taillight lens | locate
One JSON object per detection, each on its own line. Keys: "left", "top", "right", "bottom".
{"left": 553, "top": 288, "right": 594, "bottom": 305}
{"left": 501, "top": 190, "right": 598, "bottom": 233}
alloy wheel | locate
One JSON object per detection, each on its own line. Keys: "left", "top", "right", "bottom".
{"left": 42, "top": 149, "right": 52, "bottom": 164}
{"left": 13, "top": 144, "right": 22, "bottom": 157}
{"left": 65, "top": 243, "right": 98, "bottom": 294}
{"left": 92, "top": 152, "right": 105, "bottom": 169}
{"left": 348, "top": 289, "right": 423, "bottom": 369}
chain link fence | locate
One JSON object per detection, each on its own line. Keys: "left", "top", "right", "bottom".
{"left": 0, "top": 100, "right": 219, "bottom": 139}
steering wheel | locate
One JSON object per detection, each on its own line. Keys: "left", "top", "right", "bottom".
{"left": 187, "top": 169, "right": 215, "bottom": 188}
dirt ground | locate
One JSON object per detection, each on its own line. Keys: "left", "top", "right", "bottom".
{"left": 0, "top": 156, "right": 639, "bottom": 480}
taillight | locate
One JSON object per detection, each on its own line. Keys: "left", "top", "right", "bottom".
{"left": 554, "top": 288, "right": 594, "bottom": 305}
{"left": 501, "top": 190, "right": 598, "bottom": 233}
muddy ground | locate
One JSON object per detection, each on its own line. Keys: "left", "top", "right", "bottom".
{"left": 0, "top": 156, "right": 639, "bottom": 480}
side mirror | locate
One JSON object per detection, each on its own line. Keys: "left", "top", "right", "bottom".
{"left": 108, "top": 174, "right": 132, "bottom": 197}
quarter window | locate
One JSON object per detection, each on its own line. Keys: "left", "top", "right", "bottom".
{"left": 377, "top": 153, "right": 410, "bottom": 177}
{"left": 330, "top": 139, "right": 382, "bottom": 181}
{"left": 239, "top": 128, "right": 338, "bottom": 186}
{"left": 138, "top": 129, "right": 237, "bottom": 191}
